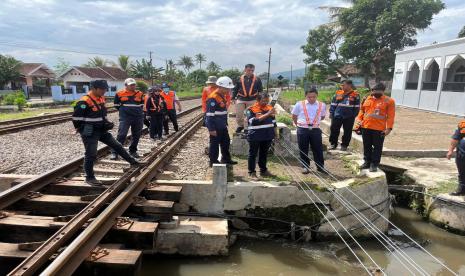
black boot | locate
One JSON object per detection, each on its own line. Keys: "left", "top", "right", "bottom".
{"left": 235, "top": 127, "right": 244, "bottom": 133}
{"left": 360, "top": 162, "right": 370, "bottom": 170}
{"left": 369, "top": 164, "right": 378, "bottom": 172}
{"left": 450, "top": 186, "right": 465, "bottom": 196}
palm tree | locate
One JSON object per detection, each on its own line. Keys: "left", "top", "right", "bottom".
{"left": 206, "top": 61, "right": 221, "bottom": 75}
{"left": 166, "top": 59, "right": 176, "bottom": 72}
{"left": 117, "top": 55, "right": 131, "bottom": 72}
{"left": 83, "top": 56, "right": 116, "bottom": 67}
{"left": 194, "top": 53, "right": 207, "bottom": 70}
{"left": 130, "top": 59, "right": 163, "bottom": 80}
{"left": 178, "top": 55, "right": 194, "bottom": 73}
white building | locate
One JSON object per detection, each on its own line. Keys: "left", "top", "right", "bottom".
{"left": 391, "top": 37, "right": 465, "bottom": 116}
{"left": 52, "top": 66, "right": 128, "bottom": 101}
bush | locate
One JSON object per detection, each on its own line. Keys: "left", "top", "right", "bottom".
{"left": 2, "top": 91, "right": 26, "bottom": 108}
{"left": 276, "top": 113, "right": 293, "bottom": 127}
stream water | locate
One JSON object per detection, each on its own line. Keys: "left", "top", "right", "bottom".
{"left": 141, "top": 207, "right": 465, "bottom": 276}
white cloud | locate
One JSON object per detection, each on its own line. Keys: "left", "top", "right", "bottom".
{"left": 0, "top": 0, "right": 463, "bottom": 73}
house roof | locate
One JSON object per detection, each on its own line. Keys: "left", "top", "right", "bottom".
{"left": 61, "top": 66, "right": 127, "bottom": 80}
{"left": 339, "top": 64, "right": 361, "bottom": 76}
{"left": 100, "top": 66, "right": 128, "bottom": 80}
{"left": 20, "top": 63, "right": 55, "bottom": 78}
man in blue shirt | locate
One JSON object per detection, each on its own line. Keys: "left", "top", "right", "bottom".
{"left": 448, "top": 119, "right": 465, "bottom": 196}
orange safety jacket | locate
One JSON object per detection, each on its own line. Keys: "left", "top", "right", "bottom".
{"left": 356, "top": 95, "right": 395, "bottom": 131}
{"left": 202, "top": 86, "right": 215, "bottom": 112}
{"left": 238, "top": 74, "right": 257, "bottom": 98}
{"left": 72, "top": 92, "right": 107, "bottom": 129}
{"left": 160, "top": 90, "right": 177, "bottom": 110}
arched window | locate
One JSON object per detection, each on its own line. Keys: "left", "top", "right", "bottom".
{"left": 455, "top": 65, "right": 465, "bottom": 82}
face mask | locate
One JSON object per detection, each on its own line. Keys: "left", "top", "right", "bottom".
{"left": 163, "top": 88, "right": 170, "bottom": 92}
{"left": 372, "top": 92, "right": 383, "bottom": 98}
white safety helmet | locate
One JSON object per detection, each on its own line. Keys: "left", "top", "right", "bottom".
{"left": 216, "top": 76, "right": 235, "bottom": 89}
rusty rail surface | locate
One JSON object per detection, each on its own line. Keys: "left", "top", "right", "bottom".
{"left": 5, "top": 105, "right": 202, "bottom": 275}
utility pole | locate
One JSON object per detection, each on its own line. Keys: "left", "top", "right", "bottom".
{"left": 266, "top": 48, "right": 271, "bottom": 93}
{"left": 149, "top": 51, "right": 154, "bottom": 85}
{"left": 290, "top": 64, "right": 293, "bottom": 90}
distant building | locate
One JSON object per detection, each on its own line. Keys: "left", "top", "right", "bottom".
{"left": 391, "top": 37, "right": 465, "bottom": 116}
{"left": 326, "top": 64, "right": 387, "bottom": 88}
{"left": 60, "top": 66, "right": 128, "bottom": 94}
{"left": 9, "top": 63, "right": 55, "bottom": 97}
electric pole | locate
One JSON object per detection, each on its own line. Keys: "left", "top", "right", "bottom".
{"left": 149, "top": 51, "right": 154, "bottom": 85}
{"left": 266, "top": 48, "right": 271, "bottom": 93}
{"left": 290, "top": 64, "right": 293, "bottom": 90}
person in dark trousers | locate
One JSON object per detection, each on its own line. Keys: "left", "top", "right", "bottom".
{"left": 111, "top": 78, "right": 145, "bottom": 160}
{"left": 160, "top": 82, "right": 182, "bottom": 135}
{"left": 205, "top": 76, "right": 238, "bottom": 167}
{"left": 232, "top": 64, "right": 263, "bottom": 133}
{"left": 291, "top": 87, "right": 327, "bottom": 174}
{"left": 447, "top": 119, "right": 465, "bottom": 196}
{"left": 72, "top": 80, "right": 141, "bottom": 185}
{"left": 355, "top": 82, "right": 395, "bottom": 172}
{"left": 145, "top": 85, "right": 167, "bottom": 141}
{"left": 329, "top": 79, "right": 360, "bottom": 151}
{"left": 246, "top": 93, "right": 276, "bottom": 179}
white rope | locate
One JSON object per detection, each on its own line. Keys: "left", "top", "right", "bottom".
{"left": 277, "top": 136, "right": 457, "bottom": 275}
{"left": 271, "top": 142, "right": 420, "bottom": 275}
{"left": 276, "top": 138, "right": 429, "bottom": 275}
{"left": 267, "top": 144, "right": 383, "bottom": 275}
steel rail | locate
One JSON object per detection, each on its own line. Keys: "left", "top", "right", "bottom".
{"left": 0, "top": 105, "right": 201, "bottom": 210}
{"left": 7, "top": 108, "right": 203, "bottom": 276}
{"left": 40, "top": 112, "right": 204, "bottom": 275}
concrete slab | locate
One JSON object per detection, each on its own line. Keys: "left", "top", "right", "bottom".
{"left": 154, "top": 216, "right": 229, "bottom": 256}
{"left": 429, "top": 194, "right": 465, "bottom": 233}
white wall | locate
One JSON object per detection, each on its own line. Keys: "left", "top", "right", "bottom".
{"left": 392, "top": 38, "right": 465, "bottom": 116}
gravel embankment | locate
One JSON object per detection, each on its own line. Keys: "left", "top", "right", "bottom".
{"left": 167, "top": 127, "right": 211, "bottom": 180}
{"left": 0, "top": 99, "right": 200, "bottom": 174}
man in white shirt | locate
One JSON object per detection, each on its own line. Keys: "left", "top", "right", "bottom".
{"left": 291, "top": 87, "right": 327, "bottom": 174}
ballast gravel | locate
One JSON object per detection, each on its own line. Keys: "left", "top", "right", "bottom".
{"left": 0, "top": 99, "right": 201, "bottom": 174}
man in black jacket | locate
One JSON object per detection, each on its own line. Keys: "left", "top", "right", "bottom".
{"left": 72, "top": 80, "right": 141, "bottom": 186}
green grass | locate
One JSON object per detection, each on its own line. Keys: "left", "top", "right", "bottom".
{"left": 428, "top": 179, "right": 458, "bottom": 196}
{"left": 0, "top": 107, "right": 72, "bottom": 121}
{"left": 176, "top": 87, "right": 203, "bottom": 99}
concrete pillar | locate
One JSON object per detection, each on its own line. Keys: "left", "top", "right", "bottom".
{"left": 71, "top": 85, "right": 77, "bottom": 100}
{"left": 436, "top": 55, "right": 447, "bottom": 111}
{"left": 416, "top": 60, "right": 424, "bottom": 108}
{"left": 211, "top": 164, "right": 228, "bottom": 214}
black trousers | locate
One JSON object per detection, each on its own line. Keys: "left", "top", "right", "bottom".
{"left": 149, "top": 115, "right": 164, "bottom": 139}
{"left": 361, "top": 128, "right": 385, "bottom": 166}
{"left": 163, "top": 109, "right": 179, "bottom": 135}
{"left": 81, "top": 128, "right": 134, "bottom": 179}
{"left": 457, "top": 152, "right": 465, "bottom": 188}
{"left": 248, "top": 140, "right": 272, "bottom": 173}
{"left": 113, "top": 115, "right": 144, "bottom": 154}
{"left": 297, "top": 127, "right": 324, "bottom": 169}
{"left": 329, "top": 117, "right": 356, "bottom": 147}
{"left": 209, "top": 128, "right": 231, "bottom": 164}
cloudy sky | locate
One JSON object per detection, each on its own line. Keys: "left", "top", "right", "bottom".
{"left": 0, "top": 0, "right": 464, "bottom": 74}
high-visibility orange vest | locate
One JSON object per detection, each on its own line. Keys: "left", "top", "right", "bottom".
{"left": 356, "top": 95, "right": 395, "bottom": 131}
{"left": 202, "top": 86, "right": 215, "bottom": 112}
{"left": 160, "top": 90, "right": 176, "bottom": 110}
{"left": 237, "top": 74, "right": 257, "bottom": 98}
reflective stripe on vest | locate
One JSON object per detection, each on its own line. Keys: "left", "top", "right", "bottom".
{"left": 299, "top": 100, "right": 322, "bottom": 127}
{"left": 248, "top": 120, "right": 276, "bottom": 130}
{"left": 72, "top": 117, "right": 105, "bottom": 122}
{"left": 239, "top": 75, "right": 257, "bottom": 97}
{"left": 121, "top": 103, "right": 144, "bottom": 107}
{"left": 205, "top": 111, "right": 228, "bottom": 116}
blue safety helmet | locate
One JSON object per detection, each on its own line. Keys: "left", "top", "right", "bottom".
{"left": 161, "top": 82, "right": 169, "bottom": 89}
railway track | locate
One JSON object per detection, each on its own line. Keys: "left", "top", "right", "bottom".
{"left": 0, "top": 107, "right": 116, "bottom": 135}
{"left": 0, "top": 105, "right": 204, "bottom": 275}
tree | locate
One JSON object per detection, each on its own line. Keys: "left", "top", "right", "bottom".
{"left": 53, "top": 57, "right": 71, "bottom": 76}
{"left": 178, "top": 55, "right": 194, "bottom": 73}
{"left": 136, "top": 80, "right": 148, "bottom": 92}
{"left": 0, "top": 55, "right": 21, "bottom": 89}
{"left": 458, "top": 26, "right": 465, "bottom": 38}
{"left": 206, "top": 61, "right": 221, "bottom": 75}
{"left": 117, "top": 55, "right": 131, "bottom": 72}
{"left": 338, "top": 0, "right": 444, "bottom": 82}
{"left": 83, "top": 56, "right": 116, "bottom": 67}
{"left": 166, "top": 59, "right": 176, "bottom": 72}
{"left": 188, "top": 69, "right": 208, "bottom": 85}
{"left": 194, "top": 53, "right": 207, "bottom": 70}
{"left": 301, "top": 25, "right": 346, "bottom": 78}
{"left": 306, "top": 64, "right": 334, "bottom": 84}
{"left": 130, "top": 59, "right": 163, "bottom": 81}
{"left": 220, "top": 68, "right": 242, "bottom": 84}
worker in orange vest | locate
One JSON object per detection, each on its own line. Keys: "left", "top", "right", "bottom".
{"left": 202, "top": 76, "right": 218, "bottom": 113}
{"left": 355, "top": 82, "right": 395, "bottom": 172}
{"left": 160, "top": 82, "right": 182, "bottom": 135}
{"left": 447, "top": 119, "right": 465, "bottom": 196}
{"left": 329, "top": 80, "right": 360, "bottom": 151}
{"left": 232, "top": 64, "right": 263, "bottom": 133}
{"left": 111, "top": 78, "right": 145, "bottom": 160}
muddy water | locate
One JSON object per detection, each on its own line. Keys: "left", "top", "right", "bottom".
{"left": 141, "top": 208, "right": 465, "bottom": 276}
